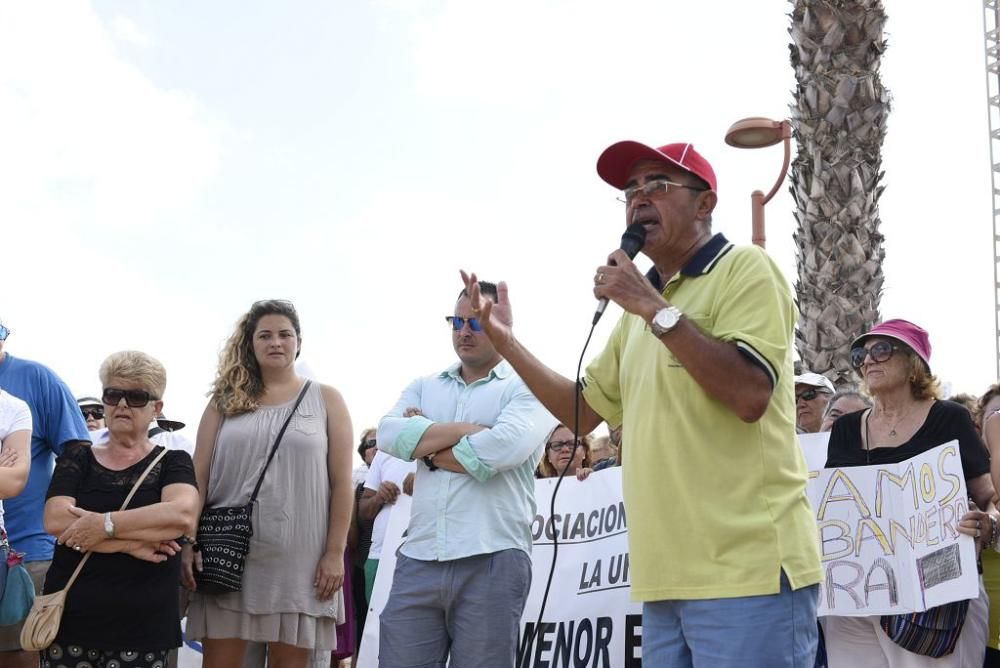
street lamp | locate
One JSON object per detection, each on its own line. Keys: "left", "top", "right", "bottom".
{"left": 724, "top": 116, "right": 792, "bottom": 249}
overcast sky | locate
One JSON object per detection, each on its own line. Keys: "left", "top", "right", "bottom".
{"left": 0, "top": 1, "right": 992, "bottom": 452}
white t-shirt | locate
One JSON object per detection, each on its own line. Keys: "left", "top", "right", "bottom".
{"left": 0, "top": 390, "right": 33, "bottom": 531}
{"left": 352, "top": 464, "right": 369, "bottom": 487}
{"left": 363, "top": 451, "right": 415, "bottom": 559}
{"left": 89, "top": 424, "right": 195, "bottom": 456}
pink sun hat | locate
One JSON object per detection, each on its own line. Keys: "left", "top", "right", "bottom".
{"left": 851, "top": 319, "right": 932, "bottom": 369}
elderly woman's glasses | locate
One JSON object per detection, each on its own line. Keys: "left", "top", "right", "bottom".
{"left": 81, "top": 408, "right": 104, "bottom": 420}
{"left": 850, "top": 341, "right": 900, "bottom": 369}
{"left": 547, "top": 440, "right": 577, "bottom": 452}
{"left": 617, "top": 179, "right": 708, "bottom": 204}
{"left": 102, "top": 388, "right": 156, "bottom": 407}
{"left": 445, "top": 316, "right": 482, "bottom": 332}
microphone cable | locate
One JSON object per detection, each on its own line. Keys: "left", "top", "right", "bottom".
{"left": 529, "top": 223, "right": 643, "bottom": 647}
{"left": 530, "top": 318, "right": 600, "bottom": 648}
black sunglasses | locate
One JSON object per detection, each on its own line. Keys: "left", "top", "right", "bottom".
{"left": 362, "top": 439, "right": 377, "bottom": 450}
{"left": 445, "top": 316, "right": 483, "bottom": 332}
{"left": 795, "top": 388, "right": 826, "bottom": 402}
{"left": 102, "top": 387, "right": 157, "bottom": 408}
{"left": 81, "top": 408, "right": 104, "bottom": 420}
{"left": 850, "top": 341, "right": 900, "bottom": 369}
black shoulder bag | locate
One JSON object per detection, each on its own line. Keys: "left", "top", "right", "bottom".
{"left": 195, "top": 381, "right": 312, "bottom": 594}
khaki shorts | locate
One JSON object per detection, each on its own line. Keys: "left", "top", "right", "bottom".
{"left": 0, "top": 560, "right": 49, "bottom": 651}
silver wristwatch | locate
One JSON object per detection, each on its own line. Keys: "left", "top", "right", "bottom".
{"left": 650, "top": 306, "right": 683, "bottom": 338}
{"left": 104, "top": 511, "right": 115, "bottom": 538}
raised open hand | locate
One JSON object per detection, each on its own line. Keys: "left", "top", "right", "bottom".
{"left": 460, "top": 270, "right": 514, "bottom": 351}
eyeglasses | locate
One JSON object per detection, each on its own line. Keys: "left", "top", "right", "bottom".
{"left": 0, "top": 325, "right": 9, "bottom": 341}
{"left": 617, "top": 179, "right": 708, "bottom": 204}
{"left": 547, "top": 440, "right": 577, "bottom": 452}
{"left": 445, "top": 316, "right": 482, "bottom": 332}
{"left": 81, "top": 408, "right": 104, "bottom": 420}
{"left": 362, "top": 439, "right": 377, "bottom": 450}
{"left": 795, "top": 388, "right": 827, "bottom": 402}
{"left": 850, "top": 341, "right": 900, "bottom": 369}
{"left": 102, "top": 388, "right": 157, "bottom": 408}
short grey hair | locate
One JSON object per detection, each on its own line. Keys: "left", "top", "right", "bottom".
{"left": 822, "top": 390, "right": 871, "bottom": 419}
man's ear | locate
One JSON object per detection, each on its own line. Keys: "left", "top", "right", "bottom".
{"left": 696, "top": 190, "right": 718, "bottom": 220}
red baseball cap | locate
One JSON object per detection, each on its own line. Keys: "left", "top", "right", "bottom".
{"left": 596, "top": 141, "right": 718, "bottom": 192}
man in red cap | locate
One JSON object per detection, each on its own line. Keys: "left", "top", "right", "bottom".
{"left": 463, "top": 140, "right": 822, "bottom": 666}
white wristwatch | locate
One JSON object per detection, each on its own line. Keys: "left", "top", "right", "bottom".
{"left": 104, "top": 511, "right": 115, "bottom": 538}
{"left": 649, "top": 306, "right": 683, "bottom": 338}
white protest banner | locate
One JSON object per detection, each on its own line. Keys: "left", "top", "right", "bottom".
{"left": 807, "top": 440, "right": 978, "bottom": 616}
{"left": 798, "top": 431, "right": 830, "bottom": 475}
{"left": 519, "top": 468, "right": 642, "bottom": 667}
{"left": 356, "top": 468, "right": 640, "bottom": 668}
{"left": 356, "top": 493, "right": 413, "bottom": 668}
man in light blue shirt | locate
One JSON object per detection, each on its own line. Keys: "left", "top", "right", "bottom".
{"left": 377, "top": 281, "right": 555, "bottom": 668}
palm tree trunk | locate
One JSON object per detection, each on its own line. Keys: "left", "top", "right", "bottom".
{"left": 789, "top": 0, "right": 889, "bottom": 386}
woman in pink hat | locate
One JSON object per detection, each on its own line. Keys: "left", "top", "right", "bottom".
{"left": 822, "top": 319, "right": 996, "bottom": 666}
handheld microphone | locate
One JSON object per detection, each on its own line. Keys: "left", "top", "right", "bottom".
{"left": 592, "top": 223, "right": 647, "bottom": 325}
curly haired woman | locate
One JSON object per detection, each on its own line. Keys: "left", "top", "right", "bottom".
{"left": 183, "top": 300, "right": 354, "bottom": 668}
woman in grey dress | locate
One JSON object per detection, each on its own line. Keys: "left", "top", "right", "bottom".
{"left": 183, "top": 300, "right": 354, "bottom": 668}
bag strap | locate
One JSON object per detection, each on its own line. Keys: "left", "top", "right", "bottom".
{"left": 248, "top": 380, "right": 312, "bottom": 506}
{"left": 63, "top": 446, "right": 170, "bottom": 592}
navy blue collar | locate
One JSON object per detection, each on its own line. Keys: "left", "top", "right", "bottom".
{"left": 646, "top": 233, "right": 733, "bottom": 290}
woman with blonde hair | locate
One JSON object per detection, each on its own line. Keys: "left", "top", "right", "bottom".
{"left": 41, "top": 350, "right": 199, "bottom": 667}
{"left": 183, "top": 300, "right": 354, "bottom": 668}
{"left": 823, "top": 320, "right": 996, "bottom": 667}
{"left": 537, "top": 424, "right": 592, "bottom": 479}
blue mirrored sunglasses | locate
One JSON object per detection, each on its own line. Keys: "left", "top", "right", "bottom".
{"left": 0, "top": 325, "right": 8, "bottom": 341}
{"left": 445, "top": 316, "right": 482, "bottom": 332}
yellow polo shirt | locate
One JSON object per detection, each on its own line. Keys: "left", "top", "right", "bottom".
{"left": 582, "top": 234, "right": 821, "bottom": 601}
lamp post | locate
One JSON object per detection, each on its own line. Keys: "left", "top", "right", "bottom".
{"left": 724, "top": 117, "right": 792, "bottom": 249}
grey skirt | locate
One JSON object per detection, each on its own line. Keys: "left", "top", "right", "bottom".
{"left": 186, "top": 594, "right": 340, "bottom": 651}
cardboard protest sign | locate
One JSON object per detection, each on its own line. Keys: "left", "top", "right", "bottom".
{"left": 803, "top": 438, "right": 979, "bottom": 616}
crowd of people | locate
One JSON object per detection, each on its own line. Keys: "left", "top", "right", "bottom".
{"left": 0, "top": 135, "right": 998, "bottom": 668}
